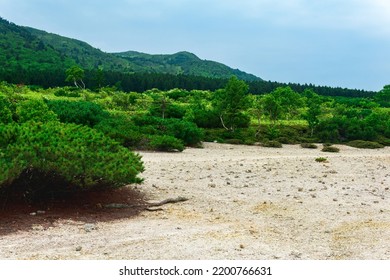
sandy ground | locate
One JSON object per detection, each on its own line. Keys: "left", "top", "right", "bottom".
{"left": 0, "top": 142, "right": 389, "bottom": 260}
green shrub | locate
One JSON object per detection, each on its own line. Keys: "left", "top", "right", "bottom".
{"left": 225, "top": 139, "right": 243, "bottom": 145}
{"left": 315, "top": 157, "right": 328, "bottom": 163}
{"left": 321, "top": 145, "right": 340, "bottom": 153}
{"left": 0, "top": 122, "right": 144, "bottom": 195}
{"left": 301, "top": 143, "right": 318, "bottom": 149}
{"left": 347, "top": 140, "right": 384, "bottom": 149}
{"left": 261, "top": 140, "right": 282, "bottom": 148}
{"left": 46, "top": 100, "right": 108, "bottom": 127}
{"left": 276, "top": 136, "right": 297, "bottom": 144}
{"left": 190, "top": 109, "right": 221, "bottom": 128}
{"left": 16, "top": 99, "right": 58, "bottom": 123}
{"left": 0, "top": 95, "right": 13, "bottom": 124}
{"left": 132, "top": 116, "right": 203, "bottom": 146}
{"left": 95, "top": 115, "right": 143, "bottom": 148}
{"left": 147, "top": 135, "right": 184, "bottom": 152}
{"left": 111, "top": 92, "right": 137, "bottom": 110}
{"left": 54, "top": 88, "right": 81, "bottom": 98}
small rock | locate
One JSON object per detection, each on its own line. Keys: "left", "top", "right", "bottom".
{"left": 298, "top": 187, "right": 303, "bottom": 192}
{"left": 76, "top": 246, "right": 82, "bottom": 252}
{"left": 29, "top": 212, "right": 37, "bottom": 216}
{"left": 84, "top": 223, "right": 97, "bottom": 232}
{"left": 208, "top": 183, "right": 216, "bottom": 188}
{"left": 32, "top": 225, "right": 44, "bottom": 231}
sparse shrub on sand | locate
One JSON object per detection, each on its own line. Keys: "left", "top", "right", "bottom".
{"left": 301, "top": 143, "right": 318, "bottom": 149}
{"left": 321, "top": 145, "right": 340, "bottom": 153}
{"left": 261, "top": 140, "right": 282, "bottom": 148}
{"left": 315, "top": 157, "right": 328, "bottom": 163}
{"left": 347, "top": 140, "right": 384, "bottom": 149}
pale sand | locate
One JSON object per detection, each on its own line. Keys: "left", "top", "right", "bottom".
{"left": 1, "top": 142, "right": 389, "bottom": 259}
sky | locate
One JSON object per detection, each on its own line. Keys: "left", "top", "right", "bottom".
{"left": 1, "top": 0, "right": 390, "bottom": 91}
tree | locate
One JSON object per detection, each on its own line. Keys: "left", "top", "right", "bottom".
{"left": 65, "top": 66, "right": 85, "bottom": 89}
{"left": 302, "top": 89, "right": 322, "bottom": 136}
{"left": 213, "top": 76, "right": 250, "bottom": 131}
{"left": 374, "top": 85, "right": 390, "bottom": 107}
{"left": 271, "top": 86, "right": 304, "bottom": 120}
{"left": 248, "top": 94, "right": 265, "bottom": 137}
{"left": 262, "top": 93, "right": 282, "bottom": 125}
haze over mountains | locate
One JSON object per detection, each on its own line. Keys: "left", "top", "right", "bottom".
{"left": 0, "top": 17, "right": 261, "bottom": 82}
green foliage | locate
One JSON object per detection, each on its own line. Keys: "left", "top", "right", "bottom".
{"left": 46, "top": 100, "right": 108, "bottom": 127}
{"left": 225, "top": 139, "right": 244, "bottom": 145}
{"left": 300, "top": 143, "right": 318, "bottom": 149}
{"left": 111, "top": 92, "right": 138, "bottom": 110}
{"left": 65, "top": 65, "right": 86, "bottom": 88}
{"left": 213, "top": 77, "right": 250, "bottom": 131}
{"left": 16, "top": 99, "right": 58, "bottom": 123}
{"left": 374, "top": 85, "right": 390, "bottom": 107}
{"left": 189, "top": 109, "right": 221, "bottom": 128}
{"left": 0, "top": 121, "right": 144, "bottom": 191}
{"left": 347, "top": 140, "right": 384, "bottom": 149}
{"left": 132, "top": 116, "right": 203, "bottom": 146}
{"left": 261, "top": 140, "right": 282, "bottom": 148}
{"left": 95, "top": 114, "right": 144, "bottom": 148}
{"left": 315, "top": 157, "right": 328, "bottom": 163}
{"left": 147, "top": 135, "right": 184, "bottom": 152}
{"left": 321, "top": 145, "right": 340, "bottom": 153}
{"left": 0, "top": 95, "right": 13, "bottom": 124}
{"left": 302, "top": 89, "right": 322, "bottom": 136}
{"left": 53, "top": 87, "right": 81, "bottom": 98}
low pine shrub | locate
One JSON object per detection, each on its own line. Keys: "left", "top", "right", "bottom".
{"left": 46, "top": 100, "right": 108, "bottom": 127}
{"left": 95, "top": 115, "right": 143, "bottom": 148}
{"left": 261, "top": 140, "right": 282, "bottom": 148}
{"left": 0, "top": 122, "right": 144, "bottom": 200}
{"left": 347, "top": 140, "right": 384, "bottom": 149}
{"left": 301, "top": 143, "right": 318, "bottom": 149}
{"left": 321, "top": 145, "right": 340, "bottom": 153}
{"left": 147, "top": 135, "right": 184, "bottom": 152}
{"left": 132, "top": 116, "right": 203, "bottom": 146}
{"left": 16, "top": 99, "right": 58, "bottom": 123}
{"left": 225, "top": 139, "right": 243, "bottom": 145}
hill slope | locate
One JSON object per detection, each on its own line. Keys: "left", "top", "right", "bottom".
{"left": 0, "top": 17, "right": 262, "bottom": 83}
{"left": 114, "top": 51, "right": 260, "bottom": 81}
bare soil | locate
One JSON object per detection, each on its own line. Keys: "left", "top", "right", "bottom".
{"left": 1, "top": 143, "right": 389, "bottom": 260}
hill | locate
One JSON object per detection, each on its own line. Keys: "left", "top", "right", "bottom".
{"left": 0, "top": 17, "right": 261, "bottom": 84}
{"left": 114, "top": 50, "right": 260, "bottom": 81}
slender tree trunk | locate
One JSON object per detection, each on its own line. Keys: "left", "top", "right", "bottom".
{"left": 219, "top": 114, "right": 230, "bottom": 131}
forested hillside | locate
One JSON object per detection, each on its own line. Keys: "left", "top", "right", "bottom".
{"left": 0, "top": 17, "right": 259, "bottom": 84}
{"left": 0, "top": 17, "right": 377, "bottom": 98}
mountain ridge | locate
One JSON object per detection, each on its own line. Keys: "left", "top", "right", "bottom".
{"left": 0, "top": 17, "right": 262, "bottom": 82}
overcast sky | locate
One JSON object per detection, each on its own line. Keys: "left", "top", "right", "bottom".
{"left": 1, "top": 0, "right": 390, "bottom": 91}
